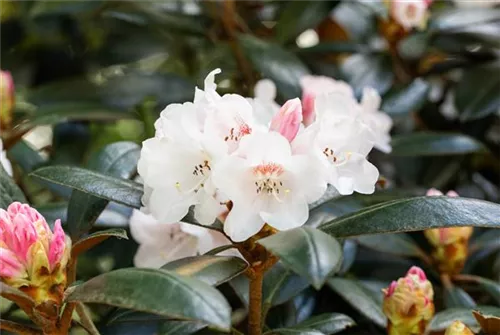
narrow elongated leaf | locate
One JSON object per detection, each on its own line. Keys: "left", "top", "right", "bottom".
{"left": 382, "top": 79, "right": 430, "bottom": 116}
{"left": 275, "top": 1, "right": 337, "bottom": 43}
{"left": 8, "top": 140, "right": 46, "bottom": 172}
{"left": 162, "top": 256, "right": 248, "bottom": 286}
{"left": 429, "top": 8, "right": 500, "bottom": 32}
{"left": 0, "top": 165, "right": 26, "bottom": 209}
{"left": 462, "top": 276, "right": 500, "bottom": 305}
{"left": 455, "top": 62, "right": 500, "bottom": 121}
{"left": 391, "top": 133, "right": 486, "bottom": 156}
{"left": 67, "top": 142, "right": 140, "bottom": 239}
{"left": 327, "top": 278, "right": 386, "bottom": 327}
{"left": 356, "top": 233, "right": 423, "bottom": 258}
{"left": 470, "top": 229, "right": 500, "bottom": 253}
{"left": 339, "top": 240, "right": 357, "bottom": 275}
{"left": 159, "top": 320, "right": 206, "bottom": 335}
{"left": 293, "top": 313, "right": 356, "bottom": 334}
{"left": 71, "top": 229, "right": 128, "bottom": 258}
{"left": 320, "top": 196, "right": 500, "bottom": 238}
{"left": 445, "top": 286, "right": 477, "bottom": 308}
{"left": 340, "top": 54, "right": 393, "bottom": 96}
{"left": 66, "top": 268, "right": 231, "bottom": 330}
{"left": 263, "top": 329, "right": 322, "bottom": 335}
{"left": 31, "top": 166, "right": 143, "bottom": 209}
{"left": 263, "top": 262, "right": 310, "bottom": 309}
{"left": 258, "top": 227, "right": 342, "bottom": 289}
{"left": 428, "top": 306, "right": 500, "bottom": 332}
{"left": 238, "top": 34, "right": 310, "bottom": 100}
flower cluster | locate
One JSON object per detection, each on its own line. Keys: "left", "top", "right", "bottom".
{"left": 424, "top": 188, "right": 473, "bottom": 275}
{"left": 137, "top": 69, "right": 391, "bottom": 243}
{"left": 383, "top": 266, "right": 434, "bottom": 335}
{"left": 0, "top": 202, "right": 71, "bottom": 304}
{"left": 388, "top": 0, "right": 433, "bottom": 31}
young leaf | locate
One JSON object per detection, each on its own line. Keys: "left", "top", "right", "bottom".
{"left": 327, "top": 278, "right": 387, "bottom": 328}
{"left": 31, "top": 166, "right": 144, "bottom": 209}
{"left": 0, "top": 165, "right": 26, "bottom": 209}
{"left": 66, "top": 268, "right": 232, "bottom": 331}
{"left": 356, "top": 233, "right": 424, "bottom": 258}
{"left": 162, "top": 255, "right": 248, "bottom": 286}
{"left": 238, "top": 34, "right": 310, "bottom": 100}
{"left": 263, "top": 329, "right": 322, "bottom": 335}
{"left": 71, "top": 228, "right": 128, "bottom": 259}
{"left": 320, "top": 196, "right": 500, "bottom": 238}
{"left": 258, "top": 227, "right": 342, "bottom": 289}
{"left": 391, "top": 133, "right": 486, "bottom": 156}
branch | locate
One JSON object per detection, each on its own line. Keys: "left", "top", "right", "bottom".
{"left": 0, "top": 319, "right": 42, "bottom": 335}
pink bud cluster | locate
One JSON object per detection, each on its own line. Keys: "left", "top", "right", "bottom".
{"left": 0, "top": 202, "right": 70, "bottom": 286}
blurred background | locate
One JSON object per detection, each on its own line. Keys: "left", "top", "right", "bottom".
{"left": 1, "top": 1, "right": 500, "bottom": 333}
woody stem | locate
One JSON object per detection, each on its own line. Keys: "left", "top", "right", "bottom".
{"left": 248, "top": 267, "right": 264, "bottom": 335}
{"left": 0, "top": 319, "right": 42, "bottom": 335}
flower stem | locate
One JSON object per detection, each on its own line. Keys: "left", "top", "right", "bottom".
{"left": 248, "top": 268, "right": 264, "bottom": 335}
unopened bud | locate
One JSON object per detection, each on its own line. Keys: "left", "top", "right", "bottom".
{"left": 0, "top": 70, "right": 14, "bottom": 130}
{"left": 424, "top": 189, "right": 473, "bottom": 274}
{"left": 270, "top": 98, "right": 302, "bottom": 142}
{"left": 383, "top": 266, "right": 434, "bottom": 335}
{"left": 0, "top": 202, "right": 71, "bottom": 305}
{"left": 445, "top": 321, "right": 474, "bottom": 335}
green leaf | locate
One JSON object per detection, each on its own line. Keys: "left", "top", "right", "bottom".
{"left": 275, "top": 1, "right": 337, "bottom": 43}
{"left": 71, "top": 228, "right": 128, "bottom": 258}
{"left": 67, "top": 142, "right": 140, "bottom": 239}
{"left": 0, "top": 165, "right": 26, "bottom": 210}
{"left": 397, "top": 33, "right": 429, "bottom": 61}
{"left": 340, "top": 53, "right": 393, "bottom": 96}
{"left": 428, "top": 306, "right": 500, "bottom": 332}
{"left": 470, "top": 229, "right": 500, "bottom": 253}
{"left": 327, "top": 278, "right": 386, "bottom": 328}
{"left": 30, "top": 0, "right": 102, "bottom": 17}
{"left": 8, "top": 140, "right": 46, "bottom": 173}
{"left": 258, "top": 227, "right": 342, "bottom": 289}
{"left": 159, "top": 320, "right": 206, "bottom": 335}
{"left": 455, "top": 62, "right": 500, "bottom": 121}
{"left": 391, "top": 133, "right": 486, "bottom": 156}
{"left": 463, "top": 277, "right": 500, "bottom": 305}
{"left": 238, "top": 34, "right": 310, "bottom": 100}
{"left": 382, "top": 79, "right": 430, "bottom": 116}
{"left": 162, "top": 255, "right": 248, "bottom": 287}
{"left": 66, "top": 268, "right": 231, "bottom": 330}
{"left": 0, "top": 282, "right": 35, "bottom": 307}
{"left": 445, "top": 286, "right": 477, "bottom": 309}
{"left": 295, "top": 43, "right": 365, "bottom": 55}
{"left": 263, "top": 329, "right": 322, "bottom": 335}
{"left": 293, "top": 313, "right": 356, "bottom": 334}
{"left": 31, "top": 165, "right": 143, "bottom": 209}
{"left": 320, "top": 196, "right": 500, "bottom": 238}
{"left": 356, "top": 233, "right": 424, "bottom": 258}
{"left": 429, "top": 8, "right": 500, "bottom": 32}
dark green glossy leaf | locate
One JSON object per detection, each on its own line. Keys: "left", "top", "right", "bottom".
{"left": 429, "top": 8, "right": 500, "bottom": 32}
{"left": 391, "top": 133, "right": 486, "bottom": 156}
{"left": 455, "top": 62, "right": 500, "bottom": 122}
{"left": 31, "top": 165, "right": 143, "bottom": 209}
{"left": 8, "top": 140, "right": 45, "bottom": 172}
{"left": 66, "top": 268, "right": 231, "bottom": 330}
{"left": 275, "top": 1, "right": 337, "bottom": 43}
{"left": 263, "top": 262, "right": 310, "bottom": 310}
{"left": 67, "top": 142, "right": 140, "bottom": 239}
{"left": 0, "top": 165, "right": 26, "bottom": 210}
{"left": 320, "top": 196, "right": 500, "bottom": 238}
{"left": 445, "top": 286, "right": 477, "bottom": 309}
{"left": 258, "top": 227, "right": 342, "bottom": 289}
{"left": 238, "top": 34, "right": 310, "bottom": 100}
{"left": 159, "top": 320, "right": 206, "bottom": 335}
{"left": 340, "top": 53, "right": 393, "bottom": 96}
{"left": 398, "top": 33, "right": 429, "bottom": 61}
{"left": 71, "top": 229, "right": 128, "bottom": 258}
{"left": 263, "top": 329, "right": 322, "bottom": 335}
{"left": 464, "top": 276, "right": 500, "bottom": 305}
{"left": 356, "top": 233, "right": 423, "bottom": 258}
{"left": 162, "top": 256, "right": 248, "bottom": 286}
{"left": 470, "top": 230, "right": 500, "bottom": 253}
{"left": 428, "top": 306, "right": 500, "bottom": 332}
{"left": 382, "top": 79, "right": 430, "bottom": 116}
{"left": 295, "top": 43, "right": 365, "bottom": 55}
{"left": 30, "top": 0, "right": 102, "bottom": 17}
{"left": 327, "top": 278, "right": 386, "bottom": 327}
{"left": 293, "top": 313, "right": 356, "bottom": 334}
{"left": 333, "top": 2, "right": 377, "bottom": 42}
{"left": 339, "top": 239, "right": 357, "bottom": 275}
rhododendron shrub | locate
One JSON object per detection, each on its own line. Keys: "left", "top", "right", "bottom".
{"left": 1, "top": 1, "right": 500, "bottom": 335}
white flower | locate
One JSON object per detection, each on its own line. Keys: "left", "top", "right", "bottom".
{"left": 130, "top": 210, "right": 232, "bottom": 268}
{"left": 293, "top": 93, "right": 379, "bottom": 195}
{"left": 213, "top": 131, "right": 327, "bottom": 242}
{"left": 390, "top": 0, "right": 429, "bottom": 30}
{"left": 453, "top": 0, "right": 500, "bottom": 8}
{"left": 0, "top": 128, "right": 12, "bottom": 176}
{"left": 248, "top": 79, "right": 280, "bottom": 126}
{"left": 301, "top": 75, "right": 393, "bottom": 153}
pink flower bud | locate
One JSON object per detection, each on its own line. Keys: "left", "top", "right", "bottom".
{"left": 0, "top": 202, "right": 71, "bottom": 304}
{"left": 301, "top": 92, "right": 316, "bottom": 127}
{"left": 270, "top": 98, "right": 303, "bottom": 142}
{"left": 383, "top": 267, "right": 434, "bottom": 335}
{"left": 0, "top": 70, "right": 14, "bottom": 130}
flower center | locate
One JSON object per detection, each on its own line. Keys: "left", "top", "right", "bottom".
{"left": 192, "top": 160, "right": 211, "bottom": 177}
{"left": 252, "top": 163, "right": 289, "bottom": 199}
{"left": 323, "top": 147, "right": 351, "bottom": 166}
{"left": 224, "top": 118, "right": 252, "bottom": 143}
{"left": 406, "top": 3, "right": 417, "bottom": 19}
